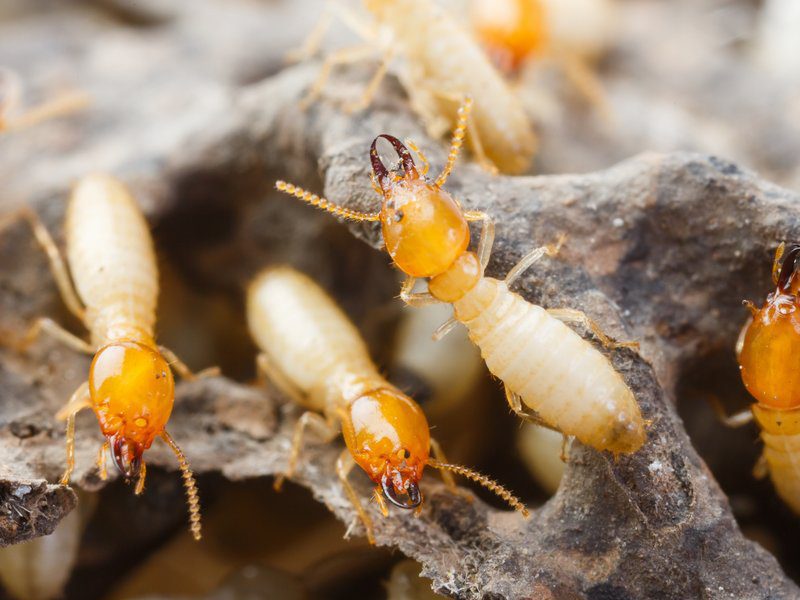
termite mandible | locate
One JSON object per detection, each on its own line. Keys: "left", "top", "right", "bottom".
{"left": 247, "top": 266, "right": 528, "bottom": 544}
{"left": 0, "top": 174, "right": 213, "bottom": 540}
{"left": 294, "top": 0, "right": 537, "bottom": 174}
{"left": 720, "top": 242, "right": 800, "bottom": 514}
{"left": 276, "top": 98, "right": 646, "bottom": 456}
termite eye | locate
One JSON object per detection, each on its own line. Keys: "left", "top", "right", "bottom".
{"left": 394, "top": 211, "right": 404, "bottom": 223}
{"left": 403, "top": 449, "right": 411, "bottom": 459}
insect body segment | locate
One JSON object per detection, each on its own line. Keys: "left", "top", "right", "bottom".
{"left": 275, "top": 100, "right": 645, "bottom": 455}
{"left": 737, "top": 242, "right": 800, "bottom": 514}
{"left": 1, "top": 174, "right": 207, "bottom": 540}
{"left": 247, "top": 267, "right": 527, "bottom": 543}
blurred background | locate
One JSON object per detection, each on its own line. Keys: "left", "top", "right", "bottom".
{"left": 1, "top": 0, "right": 799, "bottom": 598}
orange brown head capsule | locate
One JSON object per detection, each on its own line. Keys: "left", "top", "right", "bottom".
{"left": 370, "top": 135, "right": 470, "bottom": 279}
{"left": 739, "top": 243, "right": 800, "bottom": 410}
{"left": 471, "top": 0, "right": 549, "bottom": 73}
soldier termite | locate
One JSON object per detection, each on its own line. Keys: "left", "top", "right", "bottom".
{"left": 0, "top": 67, "right": 89, "bottom": 133}
{"left": 275, "top": 98, "right": 645, "bottom": 456}
{"left": 715, "top": 242, "right": 800, "bottom": 514}
{"left": 246, "top": 266, "right": 528, "bottom": 544}
{"left": 293, "top": 0, "right": 537, "bottom": 174}
{"left": 0, "top": 174, "right": 214, "bottom": 541}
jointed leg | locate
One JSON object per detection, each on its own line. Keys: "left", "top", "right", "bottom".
{"left": 430, "top": 438, "right": 456, "bottom": 490}
{"left": 432, "top": 317, "right": 458, "bottom": 342}
{"left": 560, "top": 435, "right": 572, "bottom": 463}
{"left": 547, "top": 308, "right": 638, "bottom": 350}
{"left": 399, "top": 276, "right": 440, "bottom": 307}
{"left": 274, "top": 411, "right": 338, "bottom": 491}
{"left": 16, "top": 317, "right": 93, "bottom": 354}
{"left": 336, "top": 449, "right": 375, "bottom": 544}
{"left": 404, "top": 139, "right": 430, "bottom": 177}
{"left": 344, "top": 49, "right": 393, "bottom": 114}
{"left": 300, "top": 44, "right": 376, "bottom": 110}
{"left": 504, "top": 236, "right": 564, "bottom": 287}
{"left": 707, "top": 394, "right": 754, "bottom": 428}
{"left": 256, "top": 351, "right": 307, "bottom": 406}
{"left": 159, "top": 345, "right": 220, "bottom": 381}
{"left": 504, "top": 385, "right": 560, "bottom": 433}
{"left": 465, "top": 210, "right": 495, "bottom": 273}
{"left": 58, "top": 381, "right": 90, "bottom": 485}
{"left": 0, "top": 208, "right": 85, "bottom": 321}
{"left": 753, "top": 454, "right": 768, "bottom": 480}
{"left": 558, "top": 51, "right": 611, "bottom": 121}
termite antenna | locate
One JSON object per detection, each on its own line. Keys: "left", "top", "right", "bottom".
{"left": 428, "top": 459, "right": 530, "bottom": 518}
{"left": 161, "top": 430, "right": 203, "bottom": 541}
{"left": 275, "top": 181, "right": 381, "bottom": 222}
{"left": 435, "top": 96, "right": 472, "bottom": 187}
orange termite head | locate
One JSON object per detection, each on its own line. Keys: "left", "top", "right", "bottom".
{"left": 343, "top": 388, "right": 431, "bottom": 509}
{"left": 471, "top": 0, "right": 548, "bottom": 73}
{"left": 370, "top": 135, "right": 471, "bottom": 279}
{"left": 89, "top": 340, "right": 175, "bottom": 481}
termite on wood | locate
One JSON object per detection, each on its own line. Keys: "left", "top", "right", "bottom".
{"left": 276, "top": 98, "right": 645, "bottom": 455}
{"left": 0, "top": 174, "right": 214, "bottom": 541}
{"left": 718, "top": 242, "right": 800, "bottom": 514}
{"left": 293, "top": 0, "right": 537, "bottom": 174}
{"left": 247, "top": 266, "right": 528, "bottom": 544}
{"left": 0, "top": 67, "right": 89, "bottom": 133}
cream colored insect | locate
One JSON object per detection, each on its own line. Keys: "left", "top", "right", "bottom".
{"left": 296, "top": 0, "right": 537, "bottom": 174}
{"left": 0, "top": 174, "right": 212, "bottom": 541}
{"left": 276, "top": 99, "right": 646, "bottom": 455}
{"left": 0, "top": 67, "right": 89, "bottom": 133}
{"left": 247, "top": 266, "right": 528, "bottom": 544}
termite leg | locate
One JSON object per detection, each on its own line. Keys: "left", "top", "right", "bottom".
{"left": 344, "top": 49, "right": 394, "bottom": 114}
{"left": 274, "top": 411, "right": 338, "bottom": 491}
{"left": 432, "top": 317, "right": 458, "bottom": 342}
{"left": 504, "top": 237, "right": 564, "bottom": 287}
{"left": 372, "top": 487, "right": 389, "bottom": 517}
{"left": 557, "top": 51, "right": 611, "bottom": 121}
{"left": 772, "top": 242, "right": 786, "bottom": 285}
{"left": 546, "top": 308, "right": 639, "bottom": 351}
{"left": 256, "top": 351, "right": 307, "bottom": 406}
{"left": 0, "top": 67, "right": 22, "bottom": 126}
{"left": 560, "top": 436, "right": 572, "bottom": 463}
{"left": 431, "top": 438, "right": 476, "bottom": 506}
{"left": 336, "top": 449, "right": 376, "bottom": 544}
{"left": 465, "top": 210, "right": 495, "bottom": 273}
{"left": 15, "top": 317, "right": 94, "bottom": 354}
{"left": 300, "top": 44, "right": 376, "bottom": 110}
{"left": 58, "top": 382, "right": 90, "bottom": 485}
{"left": 134, "top": 461, "right": 147, "bottom": 495}
{"left": 504, "top": 385, "right": 561, "bottom": 433}
{"left": 0, "top": 208, "right": 85, "bottom": 321}
{"left": 285, "top": 0, "right": 376, "bottom": 63}
{"left": 158, "top": 345, "right": 220, "bottom": 381}
{"left": 707, "top": 394, "right": 754, "bottom": 428}
{"left": 404, "top": 139, "right": 430, "bottom": 177}
{"left": 3, "top": 90, "right": 89, "bottom": 133}
{"left": 753, "top": 454, "right": 768, "bottom": 480}
{"left": 96, "top": 440, "right": 109, "bottom": 481}
{"left": 399, "top": 276, "right": 440, "bottom": 307}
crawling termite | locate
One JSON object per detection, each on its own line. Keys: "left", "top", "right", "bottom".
{"left": 276, "top": 99, "right": 645, "bottom": 455}
{"left": 718, "top": 242, "right": 800, "bottom": 514}
{"left": 0, "top": 67, "right": 89, "bottom": 133}
{"left": 247, "top": 266, "right": 528, "bottom": 543}
{"left": 0, "top": 174, "right": 212, "bottom": 540}
{"left": 296, "top": 0, "right": 537, "bottom": 174}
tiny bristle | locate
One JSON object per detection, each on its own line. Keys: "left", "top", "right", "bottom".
{"left": 429, "top": 459, "right": 529, "bottom": 518}
{"left": 275, "top": 180, "right": 381, "bottom": 222}
{"left": 162, "top": 431, "right": 203, "bottom": 541}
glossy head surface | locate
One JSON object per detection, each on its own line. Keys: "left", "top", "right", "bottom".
{"left": 472, "top": 0, "right": 548, "bottom": 72}
{"left": 371, "top": 135, "right": 470, "bottom": 278}
{"left": 739, "top": 244, "right": 800, "bottom": 410}
{"left": 342, "top": 388, "right": 431, "bottom": 508}
{"left": 89, "top": 341, "right": 174, "bottom": 477}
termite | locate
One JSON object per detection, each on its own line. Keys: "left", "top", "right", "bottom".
{"left": 720, "top": 242, "right": 800, "bottom": 514}
{"left": 0, "top": 67, "right": 89, "bottom": 133}
{"left": 275, "top": 98, "right": 645, "bottom": 455}
{"left": 247, "top": 266, "right": 528, "bottom": 544}
{"left": 295, "top": 0, "right": 537, "bottom": 174}
{"left": 0, "top": 174, "right": 211, "bottom": 540}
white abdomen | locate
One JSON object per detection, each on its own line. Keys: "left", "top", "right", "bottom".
{"left": 65, "top": 174, "right": 158, "bottom": 347}
{"left": 453, "top": 277, "right": 645, "bottom": 454}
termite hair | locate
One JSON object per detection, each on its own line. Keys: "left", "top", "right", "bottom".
{"left": 428, "top": 459, "right": 529, "bottom": 518}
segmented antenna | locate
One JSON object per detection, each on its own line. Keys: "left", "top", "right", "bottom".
{"left": 435, "top": 96, "right": 472, "bottom": 187}
{"left": 428, "top": 459, "right": 529, "bottom": 518}
{"left": 162, "top": 430, "right": 203, "bottom": 541}
{"left": 275, "top": 181, "right": 381, "bottom": 222}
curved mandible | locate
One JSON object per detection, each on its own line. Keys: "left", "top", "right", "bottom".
{"left": 777, "top": 242, "right": 800, "bottom": 293}
{"left": 370, "top": 134, "right": 417, "bottom": 190}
